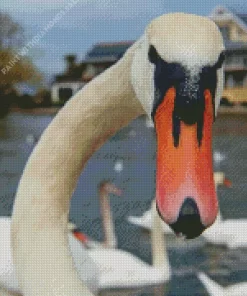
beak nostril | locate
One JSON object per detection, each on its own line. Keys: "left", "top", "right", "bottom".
{"left": 180, "top": 197, "right": 199, "bottom": 216}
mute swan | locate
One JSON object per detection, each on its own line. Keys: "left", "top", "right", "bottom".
{"left": 127, "top": 172, "right": 230, "bottom": 234}
{"left": 87, "top": 199, "right": 171, "bottom": 290}
{"left": 0, "top": 217, "right": 99, "bottom": 295}
{"left": 70, "top": 181, "right": 122, "bottom": 249}
{"left": 71, "top": 181, "right": 171, "bottom": 289}
{"left": 11, "top": 13, "right": 225, "bottom": 296}
{"left": 198, "top": 272, "right": 247, "bottom": 296}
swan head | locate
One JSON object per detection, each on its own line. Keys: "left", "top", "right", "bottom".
{"left": 98, "top": 181, "right": 122, "bottom": 196}
{"left": 131, "top": 13, "right": 225, "bottom": 239}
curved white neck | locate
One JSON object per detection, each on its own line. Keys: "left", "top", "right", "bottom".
{"left": 151, "top": 200, "right": 170, "bottom": 274}
{"left": 99, "top": 191, "right": 117, "bottom": 248}
{"left": 11, "top": 41, "right": 144, "bottom": 296}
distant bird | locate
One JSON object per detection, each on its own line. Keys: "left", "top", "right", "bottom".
{"left": 70, "top": 181, "right": 122, "bottom": 249}
{"left": 114, "top": 160, "right": 124, "bottom": 172}
{"left": 25, "top": 134, "right": 37, "bottom": 146}
{"left": 198, "top": 272, "right": 247, "bottom": 296}
{"left": 11, "top": 13, "right": 225, "bottom": 295}
{"left": 213, "top": 151, "right": 226, "bottom": 164}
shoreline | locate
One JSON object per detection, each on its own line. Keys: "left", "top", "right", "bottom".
{"left": 10, "top": 107, "right": 60, "bottom": 115}
{"left": 9, "top": 106, "right": 247, "bottom": 116}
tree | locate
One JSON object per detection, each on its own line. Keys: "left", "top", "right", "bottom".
{"left": 0, "top": 12, "right": 24, "bottom": 49}
{"left": 0, "top": 11, "right": 41, "bottom": 117}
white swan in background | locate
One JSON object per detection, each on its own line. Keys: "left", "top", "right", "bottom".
{"left": 0, "top": 217, "right": 99, "bottom": 295}
{"left": 70, "top": 181, "right": 171, "bottom": 289}
{"left": 11, "top": 13, "right": 225, "bottom": 295}
{"left": 210, "top": 219, "right": 247, "bottom": 248}
{"left": 213, "top": 151, "right": 226, "bottom": 164}
{"left": 70, "top": 181, "right": 122, "bottom": 249}
{"left": 202, "top": 172, "right": 247, "bottom": 248}
{"left": 127, "top": 172, "right": 230, "bottom": 234}
{"left": 88, "top": 199, "right": 171, "bottom": 290}
{"left": 198, "top": 272, "right": 247, "bottom": 296}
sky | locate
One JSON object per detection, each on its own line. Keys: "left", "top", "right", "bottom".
{"left": 1, "top": 0, "right": 247, "bottom": 86}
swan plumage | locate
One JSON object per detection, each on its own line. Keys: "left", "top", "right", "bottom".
{"left": 11, "top": 13, "right": 225, "bottom": 295}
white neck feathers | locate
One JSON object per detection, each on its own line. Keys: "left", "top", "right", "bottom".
{"left": 11, "top": 42, "right": 144, "bottom": 296}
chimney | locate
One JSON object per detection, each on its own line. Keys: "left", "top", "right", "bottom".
{"left": 64, "top": 55, "right": 76, "bottom": 72}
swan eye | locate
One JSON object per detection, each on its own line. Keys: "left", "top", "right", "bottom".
{"left": 148, "top": 45, "right": 159, "bottom": 64}
{"left": 214, "top": 51, "right": 225, "bottom": 69}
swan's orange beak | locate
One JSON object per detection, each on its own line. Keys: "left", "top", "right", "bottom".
{"left": 73, "top": 231, "right": 89, "bottom": 244}
{"left": 154, "top": 87, "right": 218, "bottom": 239}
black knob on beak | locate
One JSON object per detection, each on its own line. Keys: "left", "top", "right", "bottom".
{"left": 168, "top": 197, "right": 206, "bottom": 239}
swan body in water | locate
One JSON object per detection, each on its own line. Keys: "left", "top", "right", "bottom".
{"left": 74, "top": 181, "right": 171, "bottom": 290}
{"left": 198, "top": 272, "right": 247, "bottom": 296}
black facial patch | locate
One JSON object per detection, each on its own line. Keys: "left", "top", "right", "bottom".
{"left": 214, "top": 51, "right": 226, "bottom": 69}
{"left": 149, "top": 45, "right": 224, "bottom": 147}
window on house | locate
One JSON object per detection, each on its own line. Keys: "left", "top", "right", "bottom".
{"left": 232, "top": 56, "right": 243, "bottom": 66}
{"left": 235, "top": 79, "right": 243, "bottom": 87}
{"left": 237, "top": 29, "right": 242, "bottom": 39}
{"left": 244, "top": 57, "right": 247, "bottom": 66}
{"left": 225, "top": 56, "right": 232, "bottom": 65}
{"left": 226, "top": 75, "right": 235, "bottom": 88}
{"left": 243, "top": 75, "right": 247, "bottom": 86}
{"left": 59, "top": 87, "right": 73, "bottom": 103}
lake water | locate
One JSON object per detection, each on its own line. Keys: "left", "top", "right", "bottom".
{"left": 0, "top": 111, "right": 246, "bottom": 295}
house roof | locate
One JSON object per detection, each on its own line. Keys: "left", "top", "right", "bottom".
{"left": 85, "top": 41, "right": 133, "bottom": 60}
{"left": 210, "top": 6, "right": 247, "bottom": 32}
{"left": 210, "top": 6, "right": 247, "bottom": 50}
{"left": 237, "top": 14, "right": 247, "bottom": 25}
{"left": 224, "top": 40, "right": 247, "bottom": 50}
